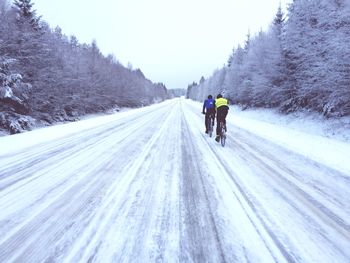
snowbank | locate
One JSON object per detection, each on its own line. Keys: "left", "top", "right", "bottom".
{"left": 229, "top": 106, "right": 350, "bottom": 175}
{"left": 230, "top": 106, "right": 350, "bottom": 143}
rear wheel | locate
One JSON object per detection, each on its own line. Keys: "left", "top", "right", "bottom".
{"left": 208, "top": 116, "right": 213, "bottom": 137}
{"left": 220, "top": 122, "right": 226, "bottom": 147}
{"left": 221, "top": 132, "right": 226, "bottom": 147}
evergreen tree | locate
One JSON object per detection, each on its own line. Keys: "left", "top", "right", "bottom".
{"left": 282, "top": 0, "right": 347, "bottom": 114}
{"left": 8, "top": 0, "right": 45, "bottom": 82}
{"left": 13, "top": 0, "right": 41, "bottom": 29}
{"left": 0, "top": 0, "right": 170, "bottom": 134}
{"left": 0, "top": 0, "right": 9, "bottom": 14}
{"left": 187, "top": 0, "right": 349, "bottom": 117}
{"left": 268, "top": 6, "right": 287, "bottom": 106}
{"left": 244, "top": 30, "right": 251, "bottom": 52}
{"left": 323, "top": 0, "right": 350, "bottom": 116}
{"left": 273, "top": 4, "right": 285, "bottom": 38}
{"left": 227, "top": 48, "right": 235, "bottom": 67}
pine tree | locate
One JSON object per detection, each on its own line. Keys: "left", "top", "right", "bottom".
{"left": 0, "top": 0, "right": 9, "bottom": 15}
{"left": 267, "top": 6, "right": 287, "bottom": 106}
{"left": 227, "top": 48, "right": 235, "bottom": 67}
{"left": 323, "top": 0, "right": 350, "bottom": 116}
{"left": 9, "top": 0, "right": 47, "bottom": 83}
{"left": 244, "top": 30, "right": 251, "bottom": 52}
{"left": 273, "top": 4, "right": 285, "bottom": 38}
{"left": 13, "top": 0, "right": 41, "bottom": 29}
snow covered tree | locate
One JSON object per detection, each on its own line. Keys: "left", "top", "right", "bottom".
{"left": 266, "top": 7, "right": 288, "bottom": 106}
{"left": 6, "top": 0, "right": 45, "bottom": 83}
{"left": 187, "top": 0, "right": 349, "bottom": 117}
{"left": 0, "top": 0, "right": 8, "bottom": 14}
{"left": 282, "top": 0, "right": 350, "bottom": 115}
{"left": 273, "top": 4, "right": 285, "bottom": 38}
{"left": 227, "top": 48, "right": 235, "bottom": 67}
{"left": 0, "top": 57, "right": 33, "bottom": 134}
{"left": 0, "top": 0, "right": 169, "bottom": 134}
{"left": 244, "top": 30, "right": 251, "bottom": 52}
{"left": 222, "top": 45, "right": 244, "bottom": 102}
{"left": 13, "top": 0, "right": 40, "bottom": 29}
{"left": 243, "top": 31, "right": 273, "bottom": 106}
{"left": 0, "top": 58, "right": 31, "bottom": 113}
{"left": 322, "top": 0, "right": 350, "bottom": 116}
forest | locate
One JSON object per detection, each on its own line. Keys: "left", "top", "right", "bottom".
{"left": 0, "top": 0, "right": 169, "bottom": 134}
{"left": 187, "top": 0, "right": 350, "bottom": 118}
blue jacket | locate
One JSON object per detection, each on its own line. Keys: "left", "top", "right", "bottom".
{"left": 202, "top": 98, "right": 215, "bottom": 112}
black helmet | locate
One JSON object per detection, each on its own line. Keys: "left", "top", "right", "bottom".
{"left": 208, "top": 95, "right": 212, "bottom": 99}
{"left": 217, "top": 94, "right": 222, "bottom": 99}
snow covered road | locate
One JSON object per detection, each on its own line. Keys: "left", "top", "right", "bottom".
{"left": 0, "top": 98, "right": 349, "bottom": 262}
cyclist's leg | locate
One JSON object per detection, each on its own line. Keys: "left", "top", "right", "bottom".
{"left": 205, "top": 112, "right": 209, "bottom": 132}
{"left": 216, "top": 108, "right": 223, "bottom": 141}
{"left": 212, "top": 108, "right": 216, "bottom": 125}
{"left": 223, "top": 107, "right": 228, "bottom": 131}
{"left": 216, "top": 110, "right": 221, "bottom": 136}
{"left": 207, "top": 108, "right": 214, "bottom": 129}
{"left": 210, "top": 108, "right": 216, "bottom": 126}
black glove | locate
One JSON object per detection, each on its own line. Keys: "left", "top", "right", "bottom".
{"left": 202, "top": 111, "right": 205, "bottom": 115}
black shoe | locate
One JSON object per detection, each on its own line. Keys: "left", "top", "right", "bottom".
{"left": 205, "top": 130, "right": 208, "bottom": 134}
{"left": 215, "top": 136, "right": 220, "bottom": 142}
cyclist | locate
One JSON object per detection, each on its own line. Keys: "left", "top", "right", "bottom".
{"left": 202, "top": 95, "right": 216, "bottom": 134}
{"left": 215, "top": 94, "right": 229, "bottom": 142}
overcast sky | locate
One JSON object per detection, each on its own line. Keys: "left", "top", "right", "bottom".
{"left": 32, "top": 0, "right": 292, "bottom": 90}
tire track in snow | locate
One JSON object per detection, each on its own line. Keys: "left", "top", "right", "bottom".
{"left": 63, "top": 101, "right": 180, "bottom": 263}
{"left": 232, "top": 127, "right": 350, "bottom": 210}
{"left": 184, "top": 100, "right": 350, "bottom": 262}
{"left": 209, "top": 159, "right": 295, "bottom": 263}
{"left": 180, "top": 111, "right": 227, "bottom": 263}
{"left": 182, "top": 102, "right": 296, "bottom": 262}
{"left": 0, "top": 101, "right": 175, "bottom": 262}
{"left": 116, "top": 103, "right": 182, "bottom": 262}
{"left": 0, "top": 102, "right": 173, "bottom": 190}
{"left": 232, "top": 131, "right": 350, "bottom": 234}
{"left": 226, "top": 132, "right": 350, "bottom": 260}
{"left": 0, "top": 105, "right": 169, "bottom": 228}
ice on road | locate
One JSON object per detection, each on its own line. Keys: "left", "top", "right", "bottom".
{"left": 0, "top": 98, "right": 349, "bottom": 262}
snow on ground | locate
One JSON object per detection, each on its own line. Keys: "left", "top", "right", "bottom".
{"left": 0, "top": 98, "right": 349, "bottom": 262}
{"left": 0, "top": 107, "right": 136, "bottom": 156}
{"left": 230, "top": 105, "right": 350, "bottom": 143}
{"left": 188, "top": 99, "right": 350, "bottom": 175}
{"left": 223, "top": 104, "right": 350, "bottom": 176}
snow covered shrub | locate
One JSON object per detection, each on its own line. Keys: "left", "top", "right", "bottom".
{"left": 0, "top": 58, "right": 31, "bottom": 113}
{"left": 0, "top": 112, "right": 36, "bottom": 134}
{"left": 0, "top": 57, "right": 34, "bottom": 134}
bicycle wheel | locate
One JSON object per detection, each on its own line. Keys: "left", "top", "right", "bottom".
{"left": 220, "top": 123, "right": 226, "bottom": 147}
{"left": 208, "top": 117, "right": 213, "bottom": 137}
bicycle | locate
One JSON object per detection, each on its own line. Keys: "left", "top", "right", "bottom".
{"left": 207, "top": 113, "right": 215, "bottom": 137}
{"left": 218, "top": 121, "right": 226, "bottom": 147}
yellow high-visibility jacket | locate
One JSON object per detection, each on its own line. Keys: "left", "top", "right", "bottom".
{"left": 215, "top": 98, "right": 229, "bottom": 109}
